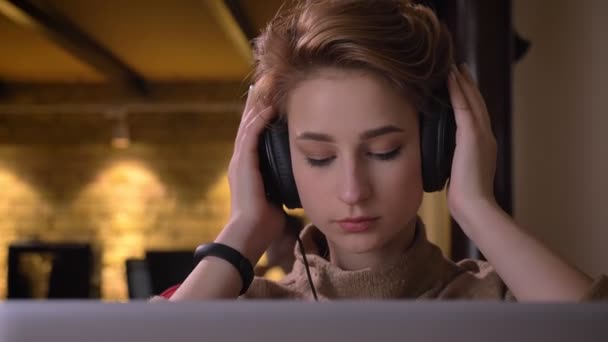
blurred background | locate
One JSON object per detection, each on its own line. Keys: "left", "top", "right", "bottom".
{"left": 0, "top": 0, "right": 606, "bottom": 301}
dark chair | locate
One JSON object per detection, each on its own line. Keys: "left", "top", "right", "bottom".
{"left": 7, "top": 242, "right": 94, "bottom": 299}
{"left": 145, "top": 250, "right": 194, "bottom": 296}
{"left": 125, "top": 258, "right": 153, "bottom": 299}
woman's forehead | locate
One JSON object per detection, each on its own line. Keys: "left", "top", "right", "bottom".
{"left": 286, "top": 70, "right": 417, "bottom": 130}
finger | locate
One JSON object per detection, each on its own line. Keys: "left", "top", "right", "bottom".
{"left": 447, "top": 68, "right": 475, "bottom": 130}
{"left": 242, "top": 106, "right": 276, "bottom": 153}
{"left": 236, "top": 88, "right": 255, "bottom": 136}
{"left": 238, "top": 103, "right": 273, "bottom": 141}
{"left": 244, "top": 84, "right": 256, "bottom": 114}
{"left": 236, "top": 86, "right": 266, "bottom": 143}
{"left": 455, "top": 64, "right": 492, "bottom": 129}
{"left": 245, "top": 106, "right": 275, "bottom": 131}
{"left": 450, "top": 65, "right": 482, "bottom": 118}
{"left": 459, "top": 64, "right": 490, "bottom": 125}
{"left": 240, "top": 85, "right": 261, "bottom": 126}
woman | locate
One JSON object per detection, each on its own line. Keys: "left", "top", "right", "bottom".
{"left": 153, "top": 0, "right": 607, "bottom": 302}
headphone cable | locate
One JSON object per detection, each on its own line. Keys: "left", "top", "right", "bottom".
{"left": 296, "top": 236, "right": 319, "bottom": 301}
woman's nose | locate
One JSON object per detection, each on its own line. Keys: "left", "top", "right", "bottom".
{"left": 337, "top": 161, "right": 371, "bottom": 205}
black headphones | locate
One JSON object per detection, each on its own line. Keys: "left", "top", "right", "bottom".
{"left": 258, "top": 86, "right": 456, "bottom": 209}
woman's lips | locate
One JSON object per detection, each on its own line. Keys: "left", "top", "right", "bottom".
{"left": 336, "top": 217, "right": 379, "bottom": 233}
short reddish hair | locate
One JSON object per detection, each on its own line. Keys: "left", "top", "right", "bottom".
{"left": 252, "top": 0, "right": 454, "bottom": 117}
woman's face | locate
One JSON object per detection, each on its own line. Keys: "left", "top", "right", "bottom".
{"left": 287, "top": 68, "right": 423, "bottom": 254}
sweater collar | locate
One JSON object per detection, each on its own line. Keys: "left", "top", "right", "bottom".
{"left": 287, "top": 218, "right": 452, "bottom": 299}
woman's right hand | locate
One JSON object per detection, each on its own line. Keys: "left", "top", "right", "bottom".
{"left": 214, "top": 85, "right": 286, "bottom": 264}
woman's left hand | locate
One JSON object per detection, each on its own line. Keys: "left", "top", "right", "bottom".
{"left": 446, "top": 64, "right": 498, "bottom": 224}
{"left": 444, "top": 67, "right": 595, "bottom": 301}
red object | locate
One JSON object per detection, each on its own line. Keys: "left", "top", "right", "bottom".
{"left": 159, "top": 284, "right": 181, "bottom": 298}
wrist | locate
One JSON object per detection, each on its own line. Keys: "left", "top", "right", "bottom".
{"left": 214, "top": 221, "right": 270, "bottom": 265}
{"left": 194, "top": 242, "right": 254, "bottom": 296}
{"left": 452, "top": 198, "right": 501, "bottom": 236}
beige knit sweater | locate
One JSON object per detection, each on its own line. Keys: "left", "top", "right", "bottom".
{"left": 151, "top": 220, "right": 608, "bottom": 302}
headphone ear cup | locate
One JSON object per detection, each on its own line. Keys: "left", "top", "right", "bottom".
{"left": 420, "top": 104, "right": 456, "bottom": 192}
{"left": 258, "top": 121, "right": 302, "bottom": 209}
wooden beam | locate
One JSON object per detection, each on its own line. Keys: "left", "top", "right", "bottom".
{"left": 223, "top": 0, "right": 256, "bottom": 41}
{"left": 205, "top": 0, "right": 253, "bottom": 64}
{"left": 0, "top": 0, "right": 148, "bottom": 95}
{"left": 0, "top": 81, "right": 247, "bottom": 110}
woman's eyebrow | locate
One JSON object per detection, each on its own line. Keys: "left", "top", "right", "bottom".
{"left": 296, "top": 131, "right": 334, "bottom": 142}
{"left": 359, "top": 125, "right": 404, "bottom": 140}
{"left": 296, "top": 125, "right": 404, "bottom": 142}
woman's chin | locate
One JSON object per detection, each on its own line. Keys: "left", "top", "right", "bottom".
{"left": 331, "top": 232, "right": 390, "bottom": 254}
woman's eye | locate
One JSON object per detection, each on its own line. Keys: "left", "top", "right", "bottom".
{"left": 368, "top": 147, "right": 402, "bottom": 161}
{"left": 304, "top": 147, "right": 401, "bottom": 167}
{"left": 306, "top": 156, "right": 335, "bottom": 167}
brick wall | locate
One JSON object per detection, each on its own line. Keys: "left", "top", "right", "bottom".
{"left": 0, "top": 110, "right": 239, "bottom": 300}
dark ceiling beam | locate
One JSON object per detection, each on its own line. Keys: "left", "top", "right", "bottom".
{"left": 205, "top": 0, "right": 252, "bottom": 64}
{"left": 0, "top": 80, "right": 246, "bottom": 115}
{"left": 223, "top": 0, "right": 256, "bottom": 41}
{"left": 2, "top": 0, "right": 148, "bottom": 96}
{"left": 0, "top": 81, "right": 247, "bottom": 106}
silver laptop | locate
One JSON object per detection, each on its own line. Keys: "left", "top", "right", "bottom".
{"left": 1, "top": 301, "right": 607, "bottom": 342}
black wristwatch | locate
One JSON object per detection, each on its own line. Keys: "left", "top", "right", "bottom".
{"left": 193, "top": 243, "right": 254, "bottom": 296}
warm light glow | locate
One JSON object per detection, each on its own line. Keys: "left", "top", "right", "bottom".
{"left": 17, "top": 253, "right": 54, "bottom": 299}
{"left": 418, "top": 190, "right": 451, "bottom": 256}
{"left": 0, "top": 167, "right": 49, "bottom": 299}
{"left": 112, "top": 137, "right": 130, "bottom": 149}
{"left": 111, "top": 114, "right": 130, "bottom": 149}
{"left": 73, "top": 160, "right": 169, "bottom": 300}
{"left": 199, "top": 172, "right": 231, "bottom": 238}
{"left": 284, "top": 207, "right": 308, "bottom": 224}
